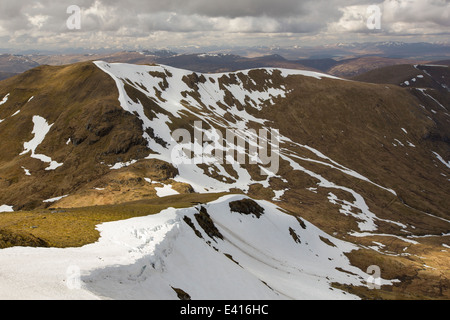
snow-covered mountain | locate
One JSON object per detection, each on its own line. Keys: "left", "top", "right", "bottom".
{"left": 0, "top": 60, "right": 449, "bottom": 299}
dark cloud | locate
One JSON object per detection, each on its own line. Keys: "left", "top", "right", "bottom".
{"left": 97, "top": 0, "right": 309, "bottom": 18}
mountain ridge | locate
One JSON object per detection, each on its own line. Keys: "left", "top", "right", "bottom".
{"left": 0, "top": 60, "right": 449, "bottom": 299}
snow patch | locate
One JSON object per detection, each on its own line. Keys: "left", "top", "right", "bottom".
{"left": 109, "top": 160, "right": 137, "bottom": 170}
{"left": 155, "top": 184, "right": 180, "bottom": 197}
{"left": 43, "top": 195, "right": 68, "bottom": 203}
{"left": 0, "top": 93, "right": 9, "bottom": 106}
{"left": 417, "top": 88, "right": 447, "bottom": 111}
{"left": 0, "top": 205, "right": 14, "bottom": 213}
{"left": 21, "top": 166, "right": 31, "bottom": 176}
{"left": 272, "top": 189, "right": 288, "bottom": 201}
{"left": 433, "top": 152, "right": 450, "bottom": 169}
{"left": 20, "top": 116, "right": 63, "bottom": 171}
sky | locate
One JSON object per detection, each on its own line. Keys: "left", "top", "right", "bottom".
{"left": 0, "top": 0, "right": 449, "bottom": 52}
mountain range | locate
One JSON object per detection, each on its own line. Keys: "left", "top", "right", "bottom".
{"left": 0, "top": 51, "right": 427, "bottom": 81}
{"left": 2, "top": 41, "right": 449, "bottom": 80}
{"left": 0, "top": 53, "right": 449, "bottom": 299}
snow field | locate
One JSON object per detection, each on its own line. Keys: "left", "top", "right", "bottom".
{"left": 0, "top": 195, "right": 396, "bottom": 299}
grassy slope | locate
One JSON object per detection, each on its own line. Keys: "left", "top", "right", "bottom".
{"left": 0, "top": 192, "right": 232, "bottom": 248}
{"left": 0, "top": 62, "right": 152, "bottom": 210}
{"left": 328, "top": 57, "right": 425, "bottom": 78}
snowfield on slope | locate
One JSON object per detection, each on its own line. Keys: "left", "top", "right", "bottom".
{"left": 0, "top": 195, "right": 395, "bottom": 300}
{"left": 93, "top": 61, "right": 404, "bottom": 232}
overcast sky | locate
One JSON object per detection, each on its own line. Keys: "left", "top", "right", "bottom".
{"left": 0, "top": 0, "right": 449, "bottom": 52}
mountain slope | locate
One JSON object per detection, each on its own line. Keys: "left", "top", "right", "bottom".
{"left": 0, "top": 61, "right": 449, "bottom": 299}
{"left": 327, "top": 56, "right": 426, "bottom": 78}
{"left": 0, "top": 62, "right": 178, "bottom": 210}
{"left": 0, "top": 54, "right": 39, "bottom": 74}
{"left": 353, "top": 62, "right": 450, "bottom": 152}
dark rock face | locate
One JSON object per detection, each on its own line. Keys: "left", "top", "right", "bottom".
{"left": 229, "top": 198, "right": 264, "bottom": 218}
{"left": 194, "top": 206, "right": 223, "bottom": 240}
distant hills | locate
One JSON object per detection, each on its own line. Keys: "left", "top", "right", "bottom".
{"left": 0, "top": 41, "right": 448, "bottom": 79}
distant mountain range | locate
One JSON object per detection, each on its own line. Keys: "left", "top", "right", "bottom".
{"left": 0, "top": 53, "right": 429, "bottom": 80}
{"left": 216, "top": 41, "right": 450, "bottom": 60}
{"left": 0, "top": 42, "right": 448, "bottom": 79}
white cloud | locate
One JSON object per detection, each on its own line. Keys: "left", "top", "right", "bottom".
{"left": 26, "top": 14, "right": 49, "bottom": 29}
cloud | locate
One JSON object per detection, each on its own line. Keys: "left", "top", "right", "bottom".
{"left": 89, "top": 0, "right": 308, "bottom": 19}
{"left": 0, "top": 0, "right": 448, "bottom": 51}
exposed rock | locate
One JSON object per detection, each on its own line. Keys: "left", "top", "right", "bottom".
{"left": 229, "top": 198, "right": 264, "bottom": 218}
{"left": 194, "top": 206, "right": 223, "bottom": 240}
